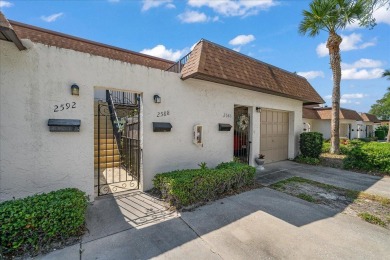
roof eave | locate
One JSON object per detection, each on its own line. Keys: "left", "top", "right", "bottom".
{"left": 0, "top": 21, "right": 26, "bottom": 50}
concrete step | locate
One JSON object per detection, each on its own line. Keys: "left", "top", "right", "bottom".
{"left": 94, "top": 155, "right": 120, "bottom": 164}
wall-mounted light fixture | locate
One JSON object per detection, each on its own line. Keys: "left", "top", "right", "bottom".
{"left": 71, "top": 84, "right": 79, "bottom": 96}
{"left": 256, "top": 107, "right": 262, "bottom": 113}
{"left": 154, "top": 94, "right": 161, "bottom": 103}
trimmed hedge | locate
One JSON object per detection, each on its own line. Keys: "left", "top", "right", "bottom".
{"left": 300, "top": 132, "right": 323, "bottom": 158}
{"left": 0, "top": 188, "right": 88, "bottom": 257}
{"left": 343, "top": 141, "right": 390, "bottom": 174}
{"left": 375, "top": 130, "right": 386, "bottom": 140}
{"left": 153, "top": 162, "right": 255, "bottom": 208}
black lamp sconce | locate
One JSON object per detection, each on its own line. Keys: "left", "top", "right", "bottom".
{"left": 154, "top": 94, "right": 161, "bottom": 103}
{"left": 256, "top": 107, "right": 262, "bottom": 113}
{"left": 71, "top": 84, "right": 79, "bottom": 96}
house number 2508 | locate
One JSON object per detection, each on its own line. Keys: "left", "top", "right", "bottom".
{"left": 157, "top": 110, "right": 170, "bottom": 117}
{"left": 54, "top": 102, "right": 76, "bottom": 112}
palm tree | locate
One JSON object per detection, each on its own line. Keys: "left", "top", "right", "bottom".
{"left": 383, "top": 69, "right": 390, "bottom": 142}
{"left": 299, "top": 0, "right": 377, "bottom": 154}
{"left": 383, "top": 69, "right": 390, "bottom": 79}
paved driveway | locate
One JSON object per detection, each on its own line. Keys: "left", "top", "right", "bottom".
{"left": 38, "top": 161, "right": 390, "bottom": 260}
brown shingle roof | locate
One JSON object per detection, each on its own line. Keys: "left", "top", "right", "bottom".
{"left": 303, "top": 106, "right": 362, "bottom": 121}
{"left": 9, "top": 20, "right": 174, "bottom": 70}
{"left": 303, "top": 107, "right": 320, "bottom": 119}
{"left": 181, "top": 40, "right": 324, "bottom": 104}
{"left": 360, "top": 113, "right": 380, "bottom": 123}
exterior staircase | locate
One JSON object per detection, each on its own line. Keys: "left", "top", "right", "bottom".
{"left": 94, "top": 101, "right": 121, "bottom": 170}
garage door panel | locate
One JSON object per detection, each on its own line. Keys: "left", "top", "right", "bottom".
{"left": 260, "top": 109, "right": 289, "bottom": 163}
{"left": 273, "top": 124, "right": 278, "bottom": 133}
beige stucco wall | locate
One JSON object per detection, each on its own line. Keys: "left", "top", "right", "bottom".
{"left": 0, "top": 40, "right": 303, "bottom": 202}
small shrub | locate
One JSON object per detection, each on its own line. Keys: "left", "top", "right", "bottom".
{"left": 153, "top": 162, "right": 255, "bottom": 208}
{"left": 0, "top": 188, "right": 88, "bottom": 257}
{"left": 300, "top": 132, "right": 323, "bottom": 158}
{"left": 343, "top": 142, "right": 390, "bottom": 174}
{"left": 322, "top": 142, "right": 331, "bottom": 153}
{"left": 294, "top": 155, "right": 320, "bottom": 165}
{"left": 376, "top": 125, "right": 389, "bottom": 137}
{"left": 198, "top": 162, "right": 208, "bottom": 170}
{"left": 375, "top": 130, "right": 386, "bottom": 140}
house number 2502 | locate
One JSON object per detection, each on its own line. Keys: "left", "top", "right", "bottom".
{"left": 54, "top": 102, "right": 76, "bottom": 112}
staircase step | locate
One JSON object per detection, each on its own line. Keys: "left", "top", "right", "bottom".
{"left": 94, "top": 161, "right": 121, "bottom": 169}
{"left": 94, "top": 138, "right": 116, "bottom": 145}
{"left": 94, "top": 133, "right": 115, "bottom": 139}
{"left": 94, "top": 120, "right": 114, "bottom": 127}
{"left": 94, "top": 155, "right": 120, "bottom": 164}
{"left": 94, "top": 144, "right": 117, "bottom": 150}
{"left": 94, "top": 128, "right": 114, "bottom": 134}
{"left": 94, "top": 149, "right": 119, "bottom": 156}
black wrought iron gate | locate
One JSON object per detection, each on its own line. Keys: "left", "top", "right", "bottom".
{"left": 95, "top": 91, "right": 140, "bottom": 195}
{"left": 233, "top": 107, "right": 251, "bottom": 164}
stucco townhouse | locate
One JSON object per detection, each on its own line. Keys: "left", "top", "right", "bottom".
{"left": 0, "top": 13, "right": 324, "bottom": 201}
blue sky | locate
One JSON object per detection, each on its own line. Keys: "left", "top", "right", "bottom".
{"left": 1, "top": 0, "right": 389, "bottom": 113}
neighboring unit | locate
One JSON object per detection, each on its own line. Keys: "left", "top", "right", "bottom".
{"left": 303, "top": 105, "right": 381, "bottom": 139}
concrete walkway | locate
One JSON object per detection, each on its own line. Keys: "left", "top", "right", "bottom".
{"left": 37, "top": 162, "right": 390, "bottom": 260}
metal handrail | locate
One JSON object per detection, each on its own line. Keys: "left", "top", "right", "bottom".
{"left": 166, "top": 51, "right": 192, "bottom": 73}
{"left": 106, "top": 90, "right": 123, "bottom": 150}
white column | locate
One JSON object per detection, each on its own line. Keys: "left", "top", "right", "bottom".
{"left": 249, "top": 106, "right": 260, "bottom": 167}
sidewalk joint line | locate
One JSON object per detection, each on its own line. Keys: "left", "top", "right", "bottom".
{"left": 179, "top": 217, "right": 223, "bottom": 259}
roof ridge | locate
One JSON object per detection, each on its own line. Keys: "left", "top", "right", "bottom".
{"left": 9, "top": 20, "right": 175, "bottom": 65}
{"left": 199, "top": 38, "right": 307, "bottom": 80}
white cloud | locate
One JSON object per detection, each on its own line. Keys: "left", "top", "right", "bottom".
{"left": 187, "top": 0, "right": 277, "bottom": 17}
{"left": 342, "top": 93, "right": 365, "bottom": 99}
{"left": 178, "top": 10, "right": 208, "bottom": 23}
{"left": 0, "top": 1, "right": 13, "bottom": 8}
{"left": 316, "top": 33, "right": 376, "bottom": 57}
{"left": 373, "top": 4, "right": 390, "bottom": 25}
{"left": 233, "top": 47, "right": 241, "bottom": 52}
{"left": 342, "top": 68, "right": 384, "bottom": 80}
{"left": 229, "top": 34, "right": 255, "bottom": 45}
{"left": 325, "top": 93, "right": 366, "bottom": 104}
{"left": 341, "top": 58, "right": 383, "bottom": 69}
{"left": 40, "top": 13, "right": 63, "bottom": 23}
{"left": 340, "top": 99, "right": 352, "bottom": 104}
{"left": 141, "top": 0, "right": 173, "bottom": 11}
{"left": 346, "top": 5, "right": 390, "bottom": 30}
{"left": 297, "top": 71, "right": 325, "bottom": 79}
{"left": 140, "top": 44, "right": 188, "bottom": 61}
{"left": 165, "top": 3, "right": 176, "bottom": 9}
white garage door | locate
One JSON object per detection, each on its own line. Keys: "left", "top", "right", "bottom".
{"left": 260, "top": 109, "right": 289, "bottom": 163}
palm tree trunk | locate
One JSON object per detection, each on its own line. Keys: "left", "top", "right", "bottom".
{"left": 327, "top": 32, "right": 342, "bottom": 154}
